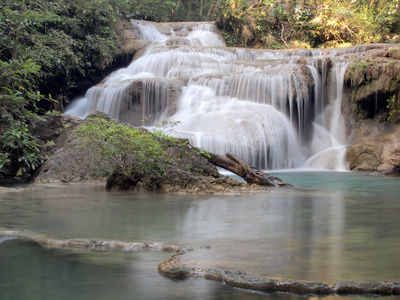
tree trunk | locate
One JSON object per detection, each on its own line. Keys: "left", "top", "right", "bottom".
{"left": 207, "top": 0, "right": 216, "bottom": 19}
{"left": 200, "top": 0, "right": 203, "bottom": 17}
{"left": 184, "top": 0, "right": 192, "bottom": 20}
{"left": 12, "top": 3, "right": 25, "bottom": 60}
{"left": 207, "top": 152, "right": 292, "bottom": 187}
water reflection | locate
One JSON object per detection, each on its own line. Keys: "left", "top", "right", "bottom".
{"left": 1, "top": 172, "right": 400, "bottom": 299}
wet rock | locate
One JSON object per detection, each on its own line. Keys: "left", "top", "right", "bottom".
{"left": 203, "top": 269, "right": 224, "bottom": 281}
{"left": 368, "top": 164, "right": 400, "bottom": 176}
{"left": 333, "top": 280, "right": 397, "bottom": 295}
{"left": 158, "top": 260, "right": 197, "bottom": 279}
{"left": 0, "top": 229, "right": 182, "bottom": 253}
{"left": 158, "top": 257, "right": 400, "bottom": 296}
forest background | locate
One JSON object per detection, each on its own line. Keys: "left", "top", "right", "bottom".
{"left": 1, "top": 0, "right": 400, "bottom": 179}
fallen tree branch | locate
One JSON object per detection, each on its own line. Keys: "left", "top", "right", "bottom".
{"left": 207, "top": 152, "right": 292, "bottom": 187}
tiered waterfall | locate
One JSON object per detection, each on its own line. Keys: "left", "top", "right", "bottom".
{"left": 66, "top": 20, "right": 355, "bottom": 171}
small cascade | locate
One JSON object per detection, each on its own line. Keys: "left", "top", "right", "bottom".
{"left": 65, "top": 19, "right": 364, "bottom": 170}
{"left": 305, "top": 62, "right": 349, "bottom": 170}
{"left": 142, "top": 79, "right": 171, "bottom": 125}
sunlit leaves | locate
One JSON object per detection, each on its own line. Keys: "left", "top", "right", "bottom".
{"left": 218, "top": 0, "right": 400, "bottom": 49}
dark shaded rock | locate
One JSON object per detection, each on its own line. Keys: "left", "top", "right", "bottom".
{"left": 29, "top": 114, "right": 81, "bottom": 159}
{"left": 105, "top": 172, "right": 140, "bottom": 191}
{"left": 368, "top": 164, "right": 400, "bottom": 176}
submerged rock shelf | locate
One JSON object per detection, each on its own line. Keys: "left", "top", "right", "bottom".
{"left": 158, "top": 258, "right": 400, "bottom": 297}
{"left": 3, "top": 228, "right": 398, "bottom": 298}
{"left": 0, "top": 228, "right": 182, "bottom": 253}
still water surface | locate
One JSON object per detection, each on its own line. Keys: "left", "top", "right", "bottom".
{"left": 1, "top": 172, "right": 399, "bottom": 299}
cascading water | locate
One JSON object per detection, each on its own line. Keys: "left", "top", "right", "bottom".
{"left": 66, "top": 20, "right": 354, "bottom": 170}
{"left": 305, "top": 62, "right": 349, "bottom": 170}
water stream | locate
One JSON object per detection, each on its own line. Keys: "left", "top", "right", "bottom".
{"left": 1, "top": 172, "right": 400, "bottom": 299}
{"left": 65, "top": 20, "right": 360, "bottom": 171}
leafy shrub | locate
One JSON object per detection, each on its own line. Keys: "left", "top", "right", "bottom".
{"left": 0, "top": 118, "right": 43, "bottom": 178}
{"left": 75, "top": 118, "right": 170, "bottom": 188}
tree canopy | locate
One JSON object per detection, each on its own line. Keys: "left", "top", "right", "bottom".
{"left": 218, "top": 0, "right": 400, "bottom": 48}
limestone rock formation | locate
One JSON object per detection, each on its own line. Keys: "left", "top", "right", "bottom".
{"left": 346, "top": 122, "right": 400, "bottom": 171}
{"left": 33, "top": 111, "right": 267, "bottom": 193}
{"left": 343, "top": 45, "right": 400, "bottom": 171}
{"left": 33, "top": 111, "right": 112, "bottom": 184}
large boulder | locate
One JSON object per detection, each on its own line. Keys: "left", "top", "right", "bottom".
{"left": 33, "top": 111, "right": 111, "bottom": 184}
{"left": 33, "top": 111, "right": 265, "bottom": 193}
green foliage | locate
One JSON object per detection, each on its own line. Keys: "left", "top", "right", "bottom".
{"left": 0, "top": 0, "right": 224, "bottom": 180}
{"left": 0, "top": 153, "right": 11, "bottom": 175}
{"left": 0, "top": 118, "right": 43, "bottom": 178}
{"left": 347, "top": 59, "right": 376, "bottom": 85}
{"left": 75, "top": 118, "right": 170, "bottom": 186}
{"left": 125, "top": 0, "right": 223, "bottom": 22}
{"left": 307, "top": 0, "right": 385, "bottom": 46}
{"left": 386, "top": 94, "right": 400, "bottom": 123}
{"left": 0, "top": 0, "right": 130, "bottom": 102}
{"left": 0, "top": 59, "right": 53, "bottom": 115}
{"left": 218, "top": 0, "right": 400, "bottom": 49}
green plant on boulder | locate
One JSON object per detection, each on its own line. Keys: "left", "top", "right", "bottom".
{"left": 75, "top": 118, "right": 170, "bottom": 190}
{"left": 347, "top": 60, "right": 376, "bottom": 86}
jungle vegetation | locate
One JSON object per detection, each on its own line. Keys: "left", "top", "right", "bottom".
{"left": 1, "top": 0, "right": 400, "bottom": 179}
{"left": 218, "top": 0, "right": 400, "bottom": 48}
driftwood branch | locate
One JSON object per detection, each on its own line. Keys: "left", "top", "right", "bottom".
{"left": 208, "top": 152, "right": 292, "bottom": 187}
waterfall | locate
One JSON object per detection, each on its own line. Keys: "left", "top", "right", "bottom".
{"left": 65, "top": 20, "right": 355, "bottom": 171}
{"left": 305, "top": 62, "right": 349, "bottom": 170}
